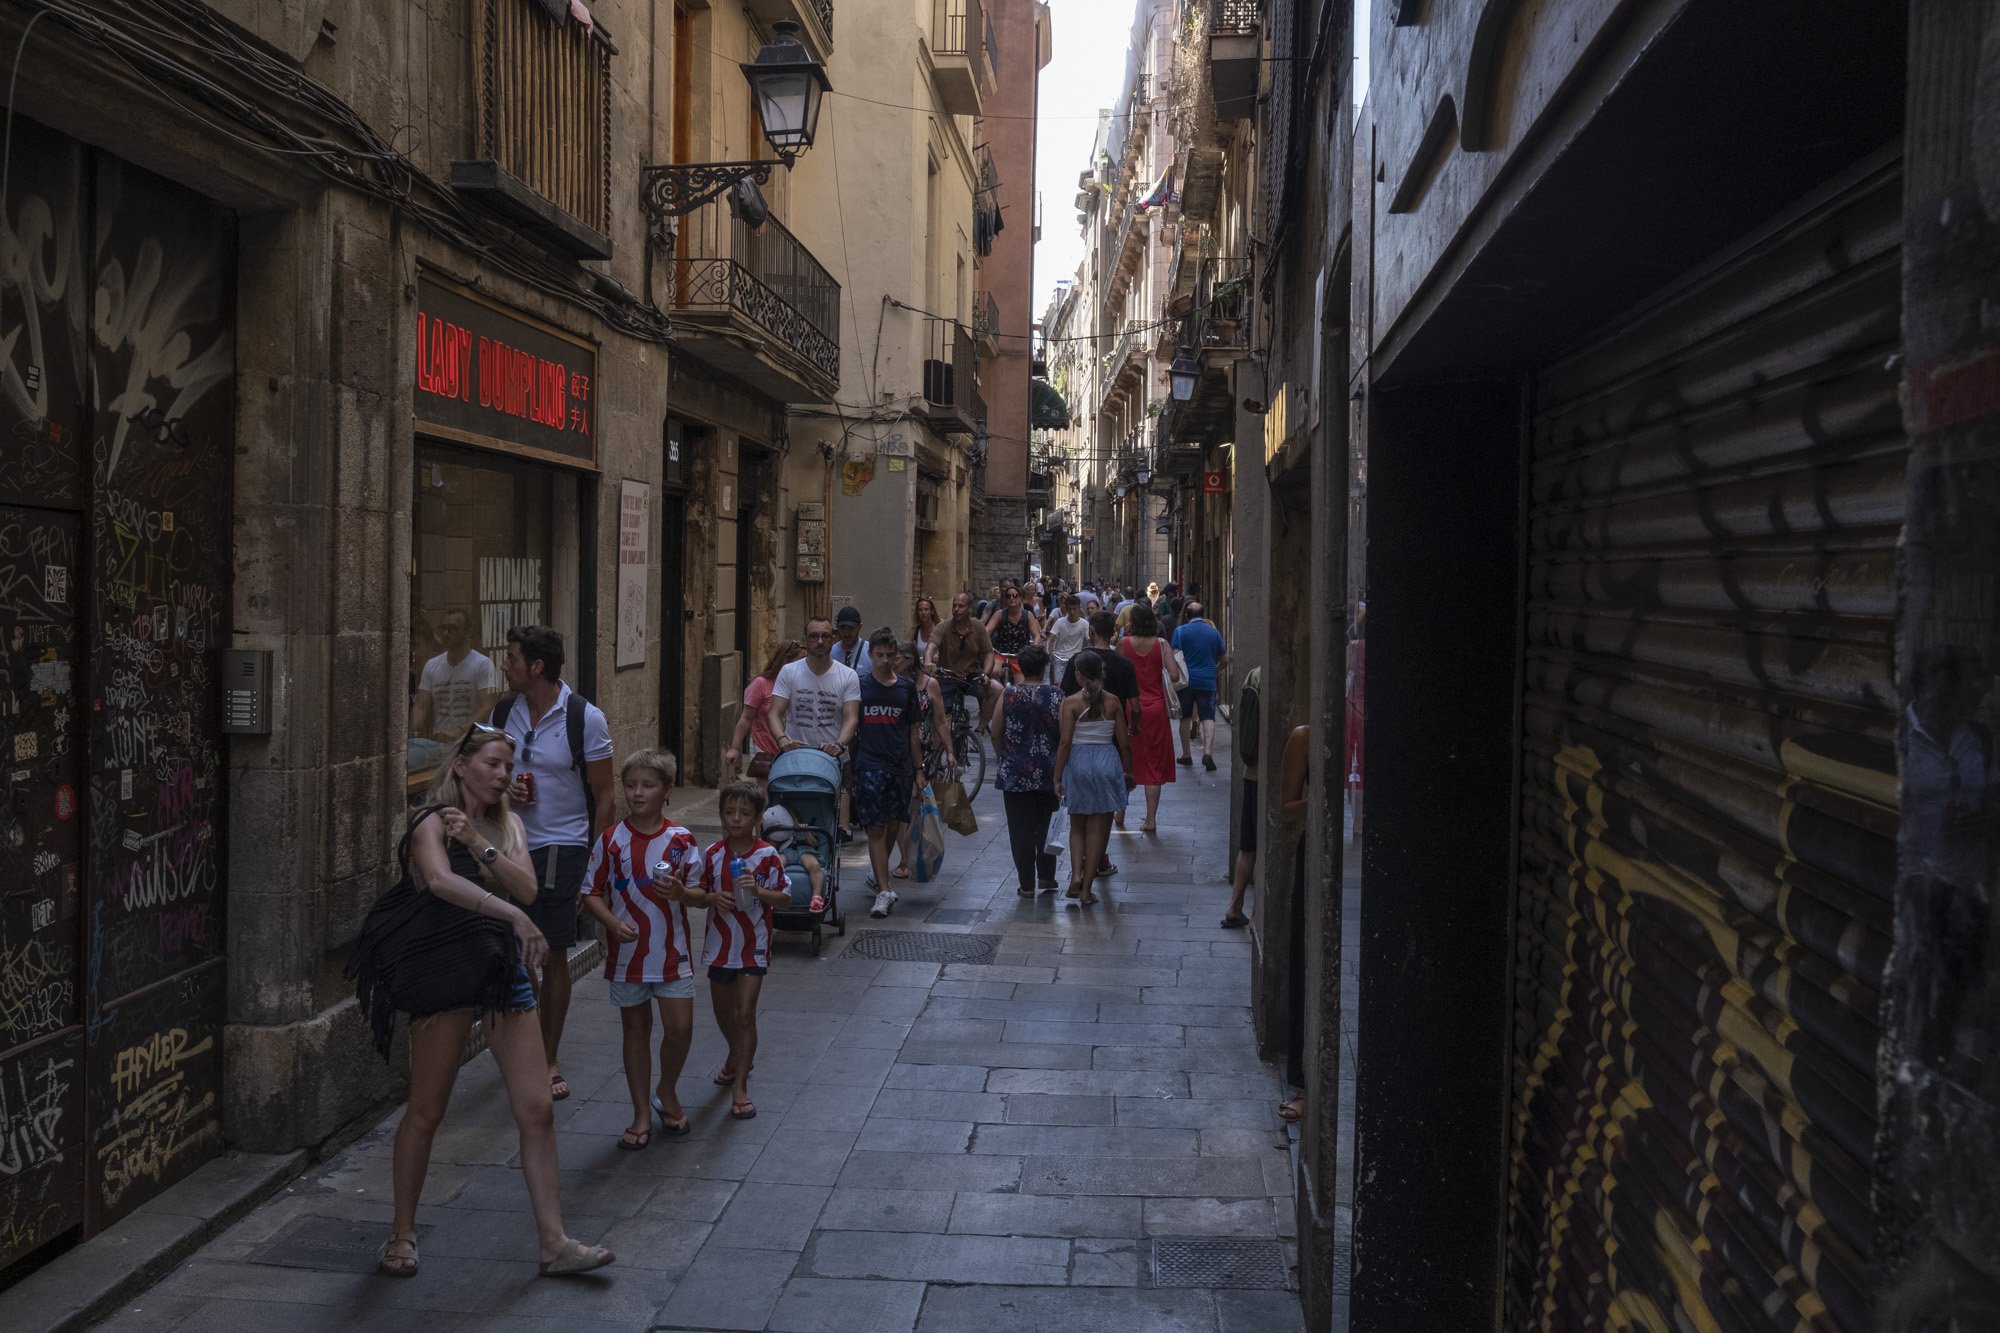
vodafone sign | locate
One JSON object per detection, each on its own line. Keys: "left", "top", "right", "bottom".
{"left": 1202, "top": 470, "right": 1229, "bottom": 495}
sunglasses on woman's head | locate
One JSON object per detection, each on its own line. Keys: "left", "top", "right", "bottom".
{"left": 463, "top": 722, "right": 518, "bottom": 751}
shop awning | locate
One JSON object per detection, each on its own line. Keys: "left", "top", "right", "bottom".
{"left": 1030, "top": 379, "right": 1070, "bottom": 430}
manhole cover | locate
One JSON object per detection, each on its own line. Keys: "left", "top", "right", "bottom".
{"left": 846, "top": 930, "right": 1001, "bottom": 964}
{"left": 1151, "top": 1238, "right": 1292, "bottom": 1290}
{"left": 248, "top": 1216, "right": 427, "bottom": 1273}
{"left": 924, "top": 908, "right": 986, "bottom": 925}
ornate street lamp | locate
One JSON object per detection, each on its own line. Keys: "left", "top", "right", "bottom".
{"left": 1169, "top": 345, "right": 1198, "bottom": 402}
{"left": 641, "top": 21, "right": 830, "bottom": 237}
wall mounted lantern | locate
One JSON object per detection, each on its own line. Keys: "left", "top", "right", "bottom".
{"left": 1169, "top": 346, "right": 1198, "bottom": 401}
{"left": 641, "top": 21, "right": 829, "bottom": 240}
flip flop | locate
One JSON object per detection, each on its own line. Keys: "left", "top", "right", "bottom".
{"left": 1221, "top": 914, "right": 1249, "bottom": 929}
{"left": 730, "top": 1098, "right": 757, "bottom": 1120}
{"left": 549, "top": 1071, "right": 570, "bottom": 1102}
{"left": 651, "top": 1095, "right": 692, "bottom": 1135}
{"left": 892, "top": 866, "right": 910, "bottom": 879}
{"left": 616, "top": 1127, "right": 651, "bottom": 1151}
{"left": 539, "top": 1238, "right": 616, "bottom": 1277}
{"left": 713, "top": 1064, "right": 752, "bottom": 1086}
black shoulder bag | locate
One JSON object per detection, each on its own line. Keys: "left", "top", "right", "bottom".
{"left": 349, "top": 806, "right": 521, "bottom": 1059}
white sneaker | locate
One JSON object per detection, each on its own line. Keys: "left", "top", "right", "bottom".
{"left": 870, "top": 889, "right": 898, "bottom": 918}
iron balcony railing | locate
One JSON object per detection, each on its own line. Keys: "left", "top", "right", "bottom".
{"left": 921, "top": 316, "right": 979, "bottom": 435}
{"left": 974, "top": 290, "right": 1001, "bottom": 347}
{"left": 1099, "top": 322, "right": 1138, "bottom": 397}
{"left": 1196, "top": 256, "right": 1251, "bottom": 351}
{"left": 811, "top": 0, "right": 833, "bottom": 38}
{"left": 673, "top": 200, "right": 841, "bottom": 381}
{"left": 933, "top": 0, "right": 983, "bottom": 57}
{"left": 1214, "top": 0, "right": 1261, "bottom": 36}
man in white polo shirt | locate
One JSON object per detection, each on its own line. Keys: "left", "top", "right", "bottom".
{"left": 493, "top": 624, "right": 614, "bottom": 1104}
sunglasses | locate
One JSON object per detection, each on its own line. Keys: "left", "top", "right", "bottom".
{"left": 462, "top": 722, "right": 519, "bottom": 752}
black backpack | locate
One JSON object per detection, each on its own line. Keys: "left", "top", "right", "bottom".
{"left": 488, "top": 691, "right": 590, "bottom": 774}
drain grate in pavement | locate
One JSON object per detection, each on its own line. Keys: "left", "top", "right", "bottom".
{"left": 846, "top": 929, "right": 1001, "bottom": 964}
{"left": 924, "top": 908, "right": 986, "bottom": 925}
{"left": 1151, "top": 1238, "right": 1293, "bottom": 1290}
{"left": 248, "top": 1215, "right": 426, "bottom": 1273}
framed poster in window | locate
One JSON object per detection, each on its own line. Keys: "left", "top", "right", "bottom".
{"left": 616, "top": 478, "right": 649, "bottom": 669}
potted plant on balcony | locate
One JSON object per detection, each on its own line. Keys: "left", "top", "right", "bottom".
{"left": 1205, "top": 274, "right": 1246, "bottom": 346}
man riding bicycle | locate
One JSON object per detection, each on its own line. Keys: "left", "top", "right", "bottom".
{"left": 935, "top": 593, "right": 999, "bottom": 720}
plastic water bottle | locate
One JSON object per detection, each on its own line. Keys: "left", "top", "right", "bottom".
{"left": 730, "top": 857, "right": 754, "bottom": 911}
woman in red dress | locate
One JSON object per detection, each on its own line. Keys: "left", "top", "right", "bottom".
{"left": 1119, "top": 602, "right": 1184, "bottom": 832}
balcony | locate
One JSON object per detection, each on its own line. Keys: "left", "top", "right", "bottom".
{"left": 1164, "top": 258, "right": 1250, "bottom": 448}
{"left": 671, "top": 200, "right": 841, "bottom": 403}
{"left": 920, "top": 317, "right": 980, "bottom": 436}
{"left": 1210, "top": 0, "right": 1261, "bottom": 121}
{"left": 455, "top": 0, "right": 616, "bottom": 259}
{"left": 973, "top": 290, "right": 1002, "bottom": 356}
{"left": 1098, "top": 319, "right": 1145, "bottom": 401}
{"left": 930, "top": 0, "right": 996, "bottom": 116}
{"left": 743, "top": 0, "right": 834, "bottom": 61}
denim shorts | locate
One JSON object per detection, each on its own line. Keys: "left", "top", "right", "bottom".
{"left": 501, "top": 965, "right": 537, "bottom": 1012}
{"left": 609, "top": 977, "right": 696, "bottom": 1007}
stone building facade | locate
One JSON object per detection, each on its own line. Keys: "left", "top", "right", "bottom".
{"left": 0, "top": 0, "right": 1036, "bottom": 1278}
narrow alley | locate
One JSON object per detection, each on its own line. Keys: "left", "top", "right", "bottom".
{"left": 92, "top": 735, "right": 1299, "bottom": 1333}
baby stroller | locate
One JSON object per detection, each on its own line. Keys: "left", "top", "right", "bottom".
{"left": 764, "top": 748, "right": 845, "bottom": 955}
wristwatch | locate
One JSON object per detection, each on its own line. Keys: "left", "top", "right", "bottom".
{"left": 478, "top": 844, "right": 499, "bottom": 865}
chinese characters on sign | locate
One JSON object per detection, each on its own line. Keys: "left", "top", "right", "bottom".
{"left": 414, "top": 274, "right": 599, "bottom": 467}
{"left": 616, "top": 480, "right": 649, "bottom": 669}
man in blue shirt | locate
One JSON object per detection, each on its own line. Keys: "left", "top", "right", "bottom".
{"left": 1171, "top": 602, "right": 1229, "bottom": 771}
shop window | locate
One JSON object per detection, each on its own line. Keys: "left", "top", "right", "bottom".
{"left": 409, "top": 444, "right": 580, "bottom": 790}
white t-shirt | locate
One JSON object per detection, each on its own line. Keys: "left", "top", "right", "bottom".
{"left": 494, "top": 682, "right": 614, "bottom": 849}
{"left": 418, "top": 649, "right": 500, "bottom": 738}
{"left": 1047, "top": 614, "right": 1091, "bottom": 662}
{"left": 772, "top": 658, "right": 860, "bottom": 749}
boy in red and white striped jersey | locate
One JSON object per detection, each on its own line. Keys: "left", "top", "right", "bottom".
{"left": 580, "top": 749, "right": 703, "bottom": 1148}
{"left": 690, "top": 781, "right": 791, "bottom": 1120}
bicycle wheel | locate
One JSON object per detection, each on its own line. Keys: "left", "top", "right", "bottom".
{"left": 954, "top": 723, "right": 987, "bottom": 799}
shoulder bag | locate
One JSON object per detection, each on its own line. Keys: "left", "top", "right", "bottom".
{"left": 349, "top": 807, "right": 521, "bottom": 1059}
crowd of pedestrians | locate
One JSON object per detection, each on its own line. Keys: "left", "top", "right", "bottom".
{"left": 356, "top": 572, "right": 1240, "bottom": 1278}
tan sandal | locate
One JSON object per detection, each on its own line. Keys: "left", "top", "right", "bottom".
{"left": 378, "top": 1230, "right": 419, "bottom": 1277}
{"left": 539, "top": 1237, "right": 615, "bottom": 1277}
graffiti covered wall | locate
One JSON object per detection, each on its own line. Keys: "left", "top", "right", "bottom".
{"left": 0, "top": 113, "right": 234, "bottom": 1265}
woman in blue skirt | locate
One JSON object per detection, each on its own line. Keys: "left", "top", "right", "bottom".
{"left": 1053, "top": 652, "right": 1133, "bottom": 906}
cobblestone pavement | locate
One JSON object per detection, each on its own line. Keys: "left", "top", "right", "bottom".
{"left": 97, "top": 730, "right": 1300, "bottom": 1332}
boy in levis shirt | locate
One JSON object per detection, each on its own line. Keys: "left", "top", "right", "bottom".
{"left": 579, "top": 750, "right": 703, "bottom": 1148}
{"left": 689, "top": 781, "right": 791, "bottom": 1121}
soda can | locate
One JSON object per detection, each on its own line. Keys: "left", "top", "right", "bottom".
{"left": 517, "top": 771, "right": 537, "bottom": 805}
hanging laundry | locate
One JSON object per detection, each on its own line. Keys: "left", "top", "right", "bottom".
{"left": 569, "top": 0, "right": 595, "bottom": 31}
{"left": 1134, "top": 167, "right": 1177, "bottom": 215}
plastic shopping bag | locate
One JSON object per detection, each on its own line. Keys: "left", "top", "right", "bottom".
{"left": 913, "top": 785, "right": 947, "bottom": 882}
{"left": 1042, "top": 800, "right": 1068, "bottom": 855}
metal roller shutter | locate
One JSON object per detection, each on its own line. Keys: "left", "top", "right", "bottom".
{"left": 1504, "top": 157, "right": 1903, "bottom": 1333}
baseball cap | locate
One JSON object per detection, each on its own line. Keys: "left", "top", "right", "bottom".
{"left": 834, "top": 606, "right": 862, "bottom": 626}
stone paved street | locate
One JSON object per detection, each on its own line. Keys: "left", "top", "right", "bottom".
{"left": 96, "top": 731, "right": 1298, "bottom": 1332}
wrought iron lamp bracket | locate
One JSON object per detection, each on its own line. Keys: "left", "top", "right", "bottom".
{"left": 640, "top": 159, "right": 785, "bottom": 243}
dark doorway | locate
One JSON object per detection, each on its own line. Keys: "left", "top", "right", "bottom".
{"left": 734, "top": 446, "right": 766, "bottom": 670}
{"left": 659, "top": 420, "right": 693, "bottom": 763}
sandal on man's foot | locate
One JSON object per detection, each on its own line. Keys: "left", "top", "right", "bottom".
{"left": 378, "top": 1230, "right": 419, "bottom": 1278}
{"left": 713, "top": 1063, "right": 750, "bottom": 1086}
{"left": 616, "top": 1127, "right": 651, "bottom": 1151}
{"left": 548, "top": 1071, "right": 570, "bottom": 1101}
{"left": 651, "top": 1095, "right": 692, "bottom": 1135}
{"left": 1221, "top": 913, "right": 1249, "bottom": 929}
{"left": 539, "top": 1238, "right": 615, "bottom": 1277}
{"left": 730, "top": 1098, "right": 757, "bottom": 1120}
{"left": 1278, "top": 1096, "right": 1305, "bottom": 1123}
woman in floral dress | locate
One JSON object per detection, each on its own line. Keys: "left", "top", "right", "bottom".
{"left": 989, "top": 644, "right": 1064, "bottom": 896}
